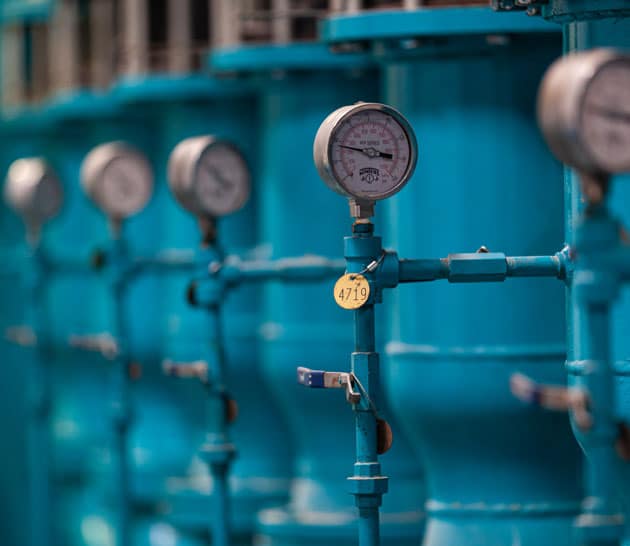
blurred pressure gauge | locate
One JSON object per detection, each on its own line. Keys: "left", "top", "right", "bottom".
{"left": 81, "top": 142, "right": 153, "bottom": 219}
{"left": 538, "top": 48, "right": 630, "bottom": 175}
{"left": 4, "top": 158, "right": 63, "bottom": 226}
{"left": 314, "top": 102, "right": 418, "bottom": 204}
{"left": 167, "top": 136, "right": 251, "bottom": 218}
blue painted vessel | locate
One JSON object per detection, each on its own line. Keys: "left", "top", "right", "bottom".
{"left": 211, "top": 42, "right": 425, "bottom": 546}
{"left": 514, "top": 3, "right": 630, "bottom": 544}
{"left": 111, "top": 73, "right": 292, "bottom": 545}
{"left": 323, "top": 6, "right": 583, "bottom": 546}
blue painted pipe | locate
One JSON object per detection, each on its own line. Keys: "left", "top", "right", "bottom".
{"left": 183, "top": 241, "right": 237, "bottom": 546}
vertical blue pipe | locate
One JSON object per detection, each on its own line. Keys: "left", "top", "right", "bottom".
{"left": 196, "top": 275, "right": 235, "bottom": 546}
{"left": 111, "top": 235, "right": 132, "bottom": 546}
{"left": 354, "top": 305, "right": 380, "bottom": 546}
{"left": 25, "top": 245, "right": 52, "bottom": 546}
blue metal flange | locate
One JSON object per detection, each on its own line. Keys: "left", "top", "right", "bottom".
{"left": 322, "top": 6, "right": 556, "bottom": 44}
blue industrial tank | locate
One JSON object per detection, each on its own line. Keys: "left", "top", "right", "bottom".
{"left": 112, "top": 73, "right": 292, "bottom": 545}
{"left": 211, "top": 43, "right": 425, "bottom": 546}
{"left": 546, "top": 12, "right": 630, "bottom": 545}
{"left": 39, "top": 92, "right": 162, "bottom": 546}
{"left": 323, "top": 6, "right": 583, "bottom": 546}
{"left": 0, "top": 111, "right": 54, "bottom": 546}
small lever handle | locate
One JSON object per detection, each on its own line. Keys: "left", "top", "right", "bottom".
{"left": 69, "top": 333, "right": 118, "bottom": 359}
{"left": 297, "top": 366, "right": 360, "bottom": 404}
{"left": 5, "top": 325, "right": 37, "bottom": 347}
{"left": 510, "top": 372, "right": 592, "bottom": 431}
{"left": 163, "top": 359, "right": 208, "bottom": 382}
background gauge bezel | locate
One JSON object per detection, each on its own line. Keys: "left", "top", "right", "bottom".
{"left": 4, "top": 157, "right": 64, "bottom": 225}
{"left": 314, "top": 102, "right": 418, "bottom": 201}
{"left": 167, "top": 135, "right": 251, "bottom": 219}
{"left": 81, "top": 141, "right": 154, "bottom": 219}
{"left": 537, "top": 48, "right": 630, "bottom": 175}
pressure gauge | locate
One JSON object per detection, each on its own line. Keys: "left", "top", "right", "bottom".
{"left": 4, "top": 158, "right": 63, "bottom": 226}
{"left": 313, "top": 102, "right": 418, "bottom": 204}
{"left": 167, "top": 136, "right": 251, "bottom": 218}
{"left": 538, "top": 49, "right": 630, "bottom": 175}
{"left": 81, "top": 142, "right": 153, "bottom": 219}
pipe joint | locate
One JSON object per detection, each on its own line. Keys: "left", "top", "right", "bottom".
{"left": 199, "top": 442, "right": 237, "bottom": 466}
{"left": 447, "top": 252, "right": 507, "bottom": 283}
{"left": 574, "top": 512, "right": 625, "bottom": 545}
{"left": 347, "top": 475, "right": 389, "bottom": 498}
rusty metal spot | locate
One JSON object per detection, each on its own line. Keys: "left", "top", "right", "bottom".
{"left": 186, "top": 281, "right": 198, "bottom": 306}
{"left": 226, "top": 398, "right": 239, "bottom": 424}
{"left": 377, "top": 418, "right": 393, "bottom": 455}
{"left": 128, "top": 362, "right": 143, "bottom": 381}
{"left": 91, "top": 249, "right": 106, "bottom": 270}
{"left": 616, "top": 423, "right": 630, "bottom": 461}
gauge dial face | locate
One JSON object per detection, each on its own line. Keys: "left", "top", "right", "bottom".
{"left": 194, "top": 142, "right": 250, "bottom": 217}
{"left": 81, "top": 143, "right": 153, "bottom": 219}
{"left": 315, "top": 103, "right": 417, "bottom": 202}
{"left": 100, "top": 153, "right": 153, "bottom": 218}
{"left": 580, "top": 59, "right": 630, "bottom": 173}
{"left": 4, "top": 158, "right": 63, "bottom": 224}
{"left": 168, "top": 136, "right": 250, "bottom": 218}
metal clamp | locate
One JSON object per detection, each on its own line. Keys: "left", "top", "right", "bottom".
{"left": 68, "top": 333, "right": 119, "bottom": 359}
{"left": 510, "top": 372, "right": 592, "bottom": 430}
{"left": 297, "top": 366, "right": 360, "bottom": 404}
{"left": 162, "top": 359, "right": 209, "bottom": 383}
{"left": 348, "top": 251, "right": 386, "bottom": 280}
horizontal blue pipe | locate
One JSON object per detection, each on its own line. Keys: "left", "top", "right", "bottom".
{"left": 217, "top": 255, "right": 346, "bottom": 284}
{"left": 398, "top": 252, "right": 566, "bottom": 283}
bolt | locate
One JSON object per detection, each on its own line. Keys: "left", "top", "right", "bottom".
{"left": 486, "top": 34, "right": 510, "bottom": 47}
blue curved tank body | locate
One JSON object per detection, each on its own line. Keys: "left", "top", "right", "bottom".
{"left": 210, "top": 44, "right": 425, "bottom": 546}
{"left": 376, "top": 16, "right": 583, "bottom": 546}
{"left": 112, "top": 75, "right": 292, "bottom": 545}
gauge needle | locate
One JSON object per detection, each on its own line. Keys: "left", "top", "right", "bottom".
{"left": 338, "top": 144, "right": 393, "bottom": 160}
{"left": 588, "top": 104, "right": 630, "bottom": 123}
{"left": 207, "top": 166, "right": 233, "bottom": 190}
{"left": 112, "top": 168, "right": 134, "bottom": 197}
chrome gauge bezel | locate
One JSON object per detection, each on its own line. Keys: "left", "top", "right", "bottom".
{"left": 167, "top": 135, "right": 251, "bottom": 219}
{"left": 4, "top": 157, "right": 63, "bottom": 225}
{"left": 80, "top": 141, "right": 154, "bottom": 219}
{"left": 537, "top": 48, "right": 630, "bottom": 175}
{"left": 313, "top": 102, "right": 418, "bottom": 202}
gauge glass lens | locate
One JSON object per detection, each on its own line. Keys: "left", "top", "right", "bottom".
{"left": 195, "top": 143, "right": 249, "bottom": 216}
{"left": 5, "top": 158, "right": 62, "bottom": 221}
{"left": 581, "top": 60, "right": 630, "bottom": 173}
{"left": 35, "top": 173, "right": 63, "bottom": 218}
{"left": 330, "top": 109, "right": 412, "bottom": 199}
{"left": 101, "top": 155, "right": 152, "bottom": 217}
